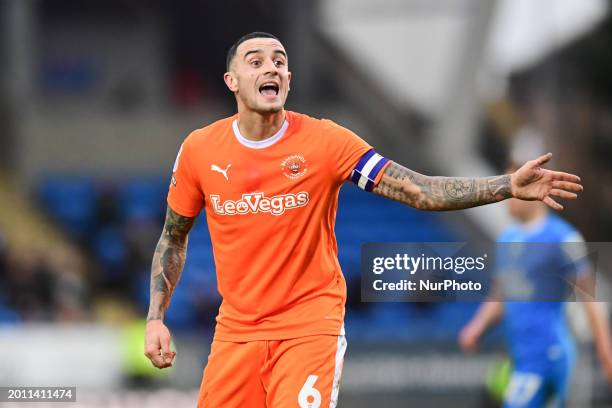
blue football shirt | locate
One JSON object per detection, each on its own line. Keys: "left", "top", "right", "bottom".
{"left": 496, "top": 213, "right": 588, "bottom": 369}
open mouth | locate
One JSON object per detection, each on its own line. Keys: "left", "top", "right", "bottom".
{"left": 259, "top": 82, "right": 279, "bottom": 98}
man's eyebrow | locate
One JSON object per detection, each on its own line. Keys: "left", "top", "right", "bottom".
{"left": 243, "top": 49, "right": 287, "bottom": 60}
{"left": 273, "top": 50, "right": 287, "bottom": 59}
{"left": 243, "top": 49, "right": 263, "bottom": 60}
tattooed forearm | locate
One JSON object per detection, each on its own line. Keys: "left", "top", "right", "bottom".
{"left": 147, "top": 207, "right": 196, "bottom": 321}
{"left": 373, "top": 162, "right": 512, "bottom": 211}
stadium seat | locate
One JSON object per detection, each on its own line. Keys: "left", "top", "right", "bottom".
{"left": 92, "top": 225, "right": 127, "bottom": 276}
{"left": 38, "top": 175, "right": 98, "bottom": 239}
{"left": 0, "top": 304, "right": 20, "bottom": 324}
{"left": 118, "top": 176, "right": 167, "bottom": 222}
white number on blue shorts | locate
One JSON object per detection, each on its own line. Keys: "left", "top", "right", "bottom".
{"left": 505, "top": 372, "right": 543, "bottom": 406}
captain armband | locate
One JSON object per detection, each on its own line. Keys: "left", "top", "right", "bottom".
{"left": 350, "top": 150, "right": 390, "bottom": 192}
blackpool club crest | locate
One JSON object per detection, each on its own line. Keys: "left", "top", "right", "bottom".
{"left": 281, "top": 154, "right": 308, "bottom": 179}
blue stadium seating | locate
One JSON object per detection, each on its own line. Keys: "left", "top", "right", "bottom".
{"left": 35, "top": 176, "right": 478, "bottom": 343}
{"left": 0, "top": 304, "right": 20, "bottom": 324}
{"left": 38, "top": 175, "right": 98, "bottom": 239}
{"left": 92, "top": 225, "right": 127, "bottom": 278}
{"left": 117, "top": 176, "right": 167, "bottom": 222}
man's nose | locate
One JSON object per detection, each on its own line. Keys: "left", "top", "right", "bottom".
{"left": 263, "top": 59, "right": 279, "bottom": 75}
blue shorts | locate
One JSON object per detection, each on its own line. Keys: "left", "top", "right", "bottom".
{"left": 503, "top": 354, "right": 574, "bottom": 408}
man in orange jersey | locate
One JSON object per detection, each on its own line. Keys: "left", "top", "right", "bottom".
{"left": 144, "top": 32, "right": 583, "bottom": 407}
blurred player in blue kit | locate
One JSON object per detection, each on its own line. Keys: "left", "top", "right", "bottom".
{"left": 459, "top": 164, "right": 612, "bottom": 408}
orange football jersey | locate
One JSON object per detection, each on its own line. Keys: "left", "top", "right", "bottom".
{"left": 168, "top": 110, "right": 389, "bottom": 341}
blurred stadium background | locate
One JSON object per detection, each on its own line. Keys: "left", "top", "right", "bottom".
{"left": 1, "top": 0, "right": 611, "bottom": 407}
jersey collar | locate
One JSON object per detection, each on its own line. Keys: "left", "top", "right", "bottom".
{"left": 232, "top": 119, "right": 289, "bottom": 149}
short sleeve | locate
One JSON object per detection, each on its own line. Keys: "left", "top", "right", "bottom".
{"left": 324, "top": 119, "right": 387, "bottom": 185}
{"left": 167, "top": 138, "right": 204, "bottom": 217}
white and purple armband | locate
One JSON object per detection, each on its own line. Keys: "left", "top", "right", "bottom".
{"left": 350, "top": 150, "right": 390, "bottom": 192}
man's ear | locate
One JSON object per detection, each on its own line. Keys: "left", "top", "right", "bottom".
{"left": 224, "top": 71, "right": 238, "bottom": 92}
{"left": 287, "top": 71, "right": 291, "bottom": 91}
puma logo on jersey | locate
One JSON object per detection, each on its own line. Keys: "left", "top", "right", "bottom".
{"left": 210, "top": 192, "right": 309, "bottom": 216}
{"left": 211, "top": 164, "right": 231, "bottom": 181}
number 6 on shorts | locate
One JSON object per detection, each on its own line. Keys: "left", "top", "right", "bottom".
{"left": 298, "top": 375, "right": 321, "bottom": 408}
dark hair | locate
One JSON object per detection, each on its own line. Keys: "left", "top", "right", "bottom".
{"left": 226, "top": 32, "right": 280, "bottom": 71}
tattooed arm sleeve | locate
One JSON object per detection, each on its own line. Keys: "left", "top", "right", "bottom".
{"left": 373, "top": 161, "right": 512, "bottom": 211}
{"left": 146, "top": 207, "right": 196, "bottom": 321}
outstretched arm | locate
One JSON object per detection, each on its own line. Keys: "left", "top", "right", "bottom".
{"left": 144, "top": 207, "right": 196, "bottom": 369}
{"left": 458, "top": 301, "right": 504, "bottom": 353}
{"left": 374, "top": 153, "right": 582, "bottom": 211}
{"left": 458, "top": 284, "right": 504, "bottom": 353}
{"left": 583, "top": 300, "right": 612, "bottom": 383}
{"left": 374, "top": 162, "right": 512, "bottom": 211}
{"left": 576, "top": 274, "right": 612, "bottom": 383}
